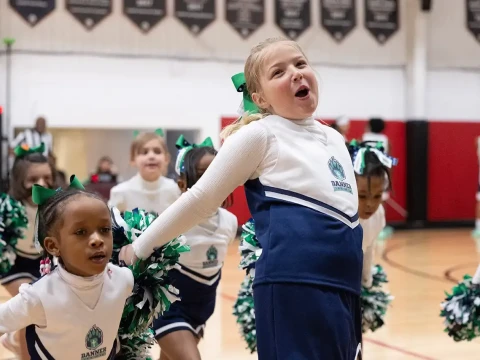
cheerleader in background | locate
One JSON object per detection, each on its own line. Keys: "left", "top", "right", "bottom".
{"left": 0, "top": 143, "right": 55, "bottom": 359}
{"left": 348, "top": 140, "right": 396, "bottom": 334}
{"left": 152, "top": 135, "right": 237, "bottom": 360}
{"left": 363, "top": 118, "right": 395, "bottom": 243}
{"left": 109, "top": 129, "right": 180, "bottom": 214}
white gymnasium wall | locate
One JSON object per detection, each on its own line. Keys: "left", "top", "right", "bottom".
{"left": 426, "top": 70, "right": 480, "bottom": 121}
{"left": 428, "top": 0, "right": 480, "bottom": 70}
{"left": 425, "top": 0, "right": 480, "bottom": 120}
{"left": 5, "top": 54, "right": 406, "bottom": 134}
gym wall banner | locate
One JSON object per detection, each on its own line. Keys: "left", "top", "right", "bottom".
{"left": 466, "top": 0, "right": 480, "bottom": 43}
{"left": 9, "top": 0, "right": 55, "bottom": 27}
{"left": 364, "top": 0, "right": 399, "bottom": 44}
{"left": 175, "top": 0, "right": 216, "bottom": 35}
{"left": 66, "top": 0, "right": 112, "bottom": 30}
{"left": 123, "top": 0, "right": 167, "bottom": 33}
{"left": 275, "top": 0, "right": 311, "bottom": 40}
{"left": 226, "top": 0, "right": 265, "bottom": 39}
{"left": 320, "top": 0, "right": 356, "bottom": 43}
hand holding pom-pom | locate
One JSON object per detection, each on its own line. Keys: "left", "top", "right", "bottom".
{"left": 119, "top": 244, "right": 138, "bottom": 266}
{"left": 110, "top": 207, "right": 190, "bottom": 359}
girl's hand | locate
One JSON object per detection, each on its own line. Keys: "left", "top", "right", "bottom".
{"left": 119, "top": 244, "right": 138, "bottom": 266}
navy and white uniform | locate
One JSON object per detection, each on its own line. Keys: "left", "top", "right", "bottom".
{"left": 0, "top": 203, "right": 41, "bottom": 285}
{"left": 153, "top": 208, "right": 237, "bottom": 339}
{"left": 132, "top": 115, "right": 363, "bottom": 360}
{"left": 245, "top": 116, "right": 363, "bottom": 360}
{"left": 0, "top": 263, "right": 134, "bottom": 359}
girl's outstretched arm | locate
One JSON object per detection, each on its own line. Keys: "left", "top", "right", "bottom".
{"left": 132, "top": 123, "right": 269, "bottom": 260}
{"left": 0, "top": 283, "right": 46, "bottom": 335}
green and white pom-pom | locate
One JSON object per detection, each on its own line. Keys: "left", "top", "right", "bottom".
{"left": 233, "top": 219, "right": 261, "bottom": 353}
{"left": 233, "top": 275, "right": 256, "bottom": 353}
{"left": 0, "top": 193, "right": 28, "bottom": 274}
{"left": 110, "top": 207, "right": 190, "bottom": 357}
{"left": 115, "top": 328, "right": 155, "bottom": 360}
{"left": 361, "top": 264, "right": 393, "bottom": 333}
{"left": 440, "top": 275, "right": 480, "bottom": 342}
{"left": 239, "top": 219, "right": 262, "bottom": 276}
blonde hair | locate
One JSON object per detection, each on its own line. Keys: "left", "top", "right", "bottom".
{"left": 221, "top": 37, "right": 308, "bottom": 139}
{"left": 130, "top": 132, "right": 170, "bottom": 162}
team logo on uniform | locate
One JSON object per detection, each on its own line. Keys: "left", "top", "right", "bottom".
{"left": 203, "top": 245, "right": 218, "bottom": 268}
{"left": 82, "top": 325, "right": 107, "bottom": 359}
{"left": 328, "top": 157, "right": 352, "bottom": 194}
{"left": 328, "top": 157, "right": 346, "bottom": 181}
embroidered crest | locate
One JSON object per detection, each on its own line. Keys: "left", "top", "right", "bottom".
{"left": 85, "top": 325, "right": 103, "bottom": 350}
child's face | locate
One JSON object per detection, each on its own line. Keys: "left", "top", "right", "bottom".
{"left": 45, "top": 195, "right": 113, "bottom": 277}
{"left": 24, "top": 163, "right": 54, "bottom": 205}
{"left": 98, "top": 160, "right": 111, "bottom": 173}
{"left": 357, "top": 175, "right": 384, "bottom": 220}
{"left": 133, "top": 139, "right": 169, "bottom": 182}
{"left": 177, "top": 153, "right": 215, "bottom": 193}
{"left": 253, "top": 42, "right": 318, "bottom": 120}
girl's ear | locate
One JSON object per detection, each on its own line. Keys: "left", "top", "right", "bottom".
{"left": 43, "top": 236, "right": 60, "bottom": 258}
{"left": 251, "top": 92, "right": 269, "bottom": 111}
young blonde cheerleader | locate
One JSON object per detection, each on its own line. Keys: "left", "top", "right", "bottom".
{"left": 0, "top": 143, "right": 54, "bottom": 358}
{"left": 348, "top": 140, "right": 396, "bottom": 333}
{"left": 151, "top": 135, "right": 237, "bottom": 360}
{"left": 0, "top": 176, "right": 187, "bottom": 359}
{"left": 109, "top": 130, "right": 180, "bottom": 213}
{"left": 120, "top": 37, "right": 363, "bottom": 359}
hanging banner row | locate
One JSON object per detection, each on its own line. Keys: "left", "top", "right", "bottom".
{"left": 8, "top": 0, "right": 480, "bottom": 44}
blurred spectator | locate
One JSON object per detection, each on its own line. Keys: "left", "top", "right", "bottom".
{"left": 87, "top": 156, "right": 118, "bottom": 184}
{"left": 362, "top": 117, "right": 390, "bottom": 153}
{"left": 10, "top": 116, "right": 53, "bottom": 157}
{"left": 48, "top": 153, "right": 67, "bottom": 188}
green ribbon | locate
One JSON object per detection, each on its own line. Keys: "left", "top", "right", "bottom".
{"left": 174, "top": 135, "right": 214, "bottom": 175}
{"left": 232, "top": 72, "right": 258, "bottom": 114}
{"left": 349, "top": 140, "right": 397, "bottom": 175}
{"left": 32, "top": 175, "right": 85, "bottom": 206}
{"left": 133, "top": 128, "right": 165, "bottom": 138}
{"left": 14, "top": 143, "right": 45, "bottom": 158}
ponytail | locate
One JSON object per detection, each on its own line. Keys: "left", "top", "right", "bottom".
{"left": 220, "top": 113, "right": 267, "bottom": 140}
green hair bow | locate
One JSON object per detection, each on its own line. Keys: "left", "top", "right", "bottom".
{"left": 349, "top": 140, "right": 398, "bottom": 175}
{"left": 174, "top": 135, "right": 214, "bottom": 175}
{"left": 14, "top": 143, "right": 45, "bottom": 158}
{"left": 232, "top": 72, "right": 258, "bottom": 115}
{"left": 32, "top": 175, "right": 85, "bottom": 252}
{"left": 133, "top": 128, "right": 165, "bottom": 138}
{"left": 32, "top": 175, "right": 85, "bottom": 206}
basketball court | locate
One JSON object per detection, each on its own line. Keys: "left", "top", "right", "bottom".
{"left": 1, "top": 229, "right": 479, "bottom": 360}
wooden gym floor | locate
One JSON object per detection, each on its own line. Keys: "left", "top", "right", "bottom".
{"left": 1, "top": 229, "right": 480, "bottom": 359}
